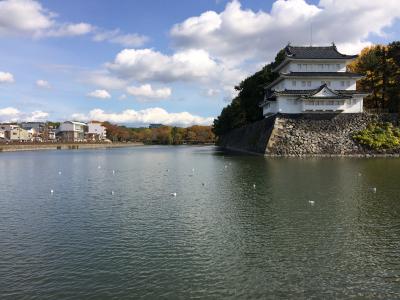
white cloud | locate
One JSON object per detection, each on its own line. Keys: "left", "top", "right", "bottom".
{"left": 85, "top": 71, "right": 128, "bottom": 90}
{"left": 170, "top": 0, "right": 400, "bottom": 64}
{"left": 87, "top": 89, "right": 111, "bottom": 99}
{"left": 24, "top": 110, "right": 49, "bottom": 122}
{"left": 43, "top": 22, "right": 93, "bottom": 37}
{"left": 0, "top": 107, "right": 19, "bottom": 118}
{"left": 0, "top": 0, "right": 146, "bottom": 44}
{"left": 204, "top": 88, "right": 220, "bottom": 97}
{"left": 93, "top": 29, "right": 149, "bottom": 47}
{"left": 36, "top": 79, "right": 50, "bottom": 88}
{"left": 0, "top": 107, "right": 48, "bottom": 122}
{"left": 0, "top": 72, "right": 14, "bottom": 83}
{"left": 72, "top": 108, "right": 214, "bottom": 126}
{"left": 105, "top": 48, "right": 244, "bottom": 98}
{"left": 119, "top": 94, "right": 127, "bottom": 100}
{"left": 107, "top": 48, "right": 219, "bottom": 83}
{"left": 126, "top": 84, "right": 172, "bottom": 101}
{"left": 0, "top": 0, "right": 53, "bottom": 36}
{"left": 0, "top": 0, "right": 92, "bottom": 38}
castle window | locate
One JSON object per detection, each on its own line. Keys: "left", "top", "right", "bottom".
{"left": 325, "top": 64, "right": 329, "bottom": 70}
{"left": 298, "top": 64, "right": 302, "bottom": 70}
{"left": 336, "top": 64, "right": 340, "bottom": 69}
{"left": 302, "top": 64, "right": 307, "bottom": 71}
{"left": 292, "top": 80, "right": 296, "bottom": 87}
{"left": 346, "top": 81, "right": 351, "bottom": 86}
{"left": 307, "top": 81, "right": 311, "bottom": 87}
{"left": 341, "top": 81, "right": 345, "bottom": 87}
{"left": 302, "top": 81, "right": 306, "bottom": 87}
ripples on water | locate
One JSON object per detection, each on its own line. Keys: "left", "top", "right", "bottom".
{"left": 0, "top": 146, "right": 400, "bottom": 299}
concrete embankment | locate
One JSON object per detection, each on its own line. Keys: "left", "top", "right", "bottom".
{"left": 0, "top": 142, "right": 144, "bottom": 153}
{"left": 218, "top": 113, "right": 400, "bottom": 156}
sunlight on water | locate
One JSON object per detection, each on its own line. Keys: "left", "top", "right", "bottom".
{"left": 0, "top": 146, "right": 400, "bottom": 299}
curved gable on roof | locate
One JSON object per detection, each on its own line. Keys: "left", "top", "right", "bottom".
{"left": 284, "top": 44, "right": 358, "bottom": 60}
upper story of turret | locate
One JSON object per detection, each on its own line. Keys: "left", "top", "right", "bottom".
{"left": 273, "top": 44, "right": 358, "bottom": 74}
{"left": 266, "top": 44, "right": 361, "bottom": 91}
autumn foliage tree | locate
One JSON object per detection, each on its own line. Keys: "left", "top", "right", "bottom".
{"left": 102, "top": 122, "right": 214, "bottom": 144}
{"left": 348, "top": 42, "right": 400, "bottom": 112}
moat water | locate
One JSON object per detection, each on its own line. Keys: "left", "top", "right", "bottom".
{"left": 1, "top": 146, "right": 400, "bottom": 299}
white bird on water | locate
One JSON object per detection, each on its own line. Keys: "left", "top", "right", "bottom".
{"left": 308, "top": 200, "right": 315, "bottom": 205}
{"left": 371, "top": 187, "right": 377, "bottom": 193}
{"left": 170, "top": 192, "right": 177, "bottom": 197}
{"left": 58, "top": 171, "right": 62, "bottom": 175}
{"left": 98, "top": 165, "right": 101, "bottom": 169}
{"left": 112, "top": 170, "right": 115, "bottom": 175}
{"left": 111, "top": 190, "right": 115, "bottom": 195}
{"left": 253, "top": 184, "right": 256, "bottom": 189}
{"left": 50, "top": 189, "right": 54, "bottom": 194}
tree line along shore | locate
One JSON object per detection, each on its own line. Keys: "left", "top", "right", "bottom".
{"left": 0, "top": 122, "right": 215, "bottom": 146}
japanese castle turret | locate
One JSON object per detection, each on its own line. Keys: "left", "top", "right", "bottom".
{"left": 260, "top": 44, "right": 368, "bottom": 116}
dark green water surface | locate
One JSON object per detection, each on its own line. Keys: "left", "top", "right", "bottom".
{"left": 1, "top": 146, "right": 400, "bottom": 299}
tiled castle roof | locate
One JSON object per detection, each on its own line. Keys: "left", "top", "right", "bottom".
{"left": 285, "top": 45, "right": 358, "bottom": 60}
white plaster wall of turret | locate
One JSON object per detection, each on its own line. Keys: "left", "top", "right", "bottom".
{"left": 281, "top": 61, "right": 349, "bottom": 73}
{"left": 274, "top": 78, "right": 357, "bottom": 91}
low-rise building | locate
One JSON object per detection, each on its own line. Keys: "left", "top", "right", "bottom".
{"left": 0, "top": 124, "right": 32, "bottom": 141}
{"left": 58, "top": 121, "right": 88, "bottom": 142}
{"left": 8, "top": 127, "right": 32, "bottom": 141}
{"left": 20, "top": 122, "right": 45, "bottom": 133}
{"left": 87, "top": 121, "right": 107, "bottom": 141}
{"left": 0, "top": 129, "right": 5, "bottom": 141}
{"left": 47, "top": 128, "right": 56, "bottom": 141}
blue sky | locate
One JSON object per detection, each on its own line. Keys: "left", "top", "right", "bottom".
{"left": 0, "top": 0, "right": 399, "bottom": 126}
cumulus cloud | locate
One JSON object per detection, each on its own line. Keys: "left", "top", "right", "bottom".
{"left": 85, "top": 71, "right": 128, "bottom": 90}
{"left": 170, "top": 0, "right": 400, "bottom": 64}
{"left": 0, "top": 71, "right": 14, "bottom": 83}
{"left": 107, "top": 48, "right": 219, "bottom": 83}
{"left": 0, "top": 107, "right": 48, "bottom": 122}
{"left": 87, "top": 89, "right": 111, "bottom": 99}
{"left": 72, "top": 107, "right": 214, "bottom": 126}
{"left": 0, "top": 0, "right": 92, "bottom": 38}
{"left": 93, "top": 29, "right": 149, "bottom": 47}
{"left": 0, "top": 0, "right": 53, "bottom": 36}
{"left": 126, "top": 84, "right": 172, "bottom": 101}
{"left": 105, "top": 48, "right": 244, "bottom": 97}
{"left": 36, "top": 79, "right": 50, "bottom": 88}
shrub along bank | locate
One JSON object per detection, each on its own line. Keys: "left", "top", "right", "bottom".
{"left": 353, "top": 122, "right": 400, "bottom": 150}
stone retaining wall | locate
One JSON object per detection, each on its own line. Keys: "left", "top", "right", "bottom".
{"left": 217, "top": 116, "right": 276, "bottom": 154}
{"left": 218, "top": 113, "right": 399, "bottom": 156}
